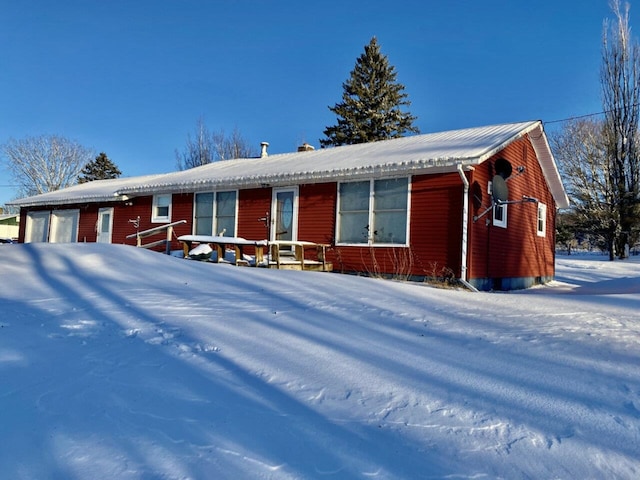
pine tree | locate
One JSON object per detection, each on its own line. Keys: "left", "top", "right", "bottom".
{"left": 320, "top": 37, "right": 419, "bottom": 147}
{"left": 78, "top": 152, "right": 122, "bottom": 184}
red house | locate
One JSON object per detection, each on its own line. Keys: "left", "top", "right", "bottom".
{"left": 10, "top": 121, "right": 569, "bottom": 290}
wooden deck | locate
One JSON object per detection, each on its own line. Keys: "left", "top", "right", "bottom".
{"left": 268, "top": 241, "right": 333, "bottom": 272}
{"left": 177, "top": 236, "right": 332, "bottom": 272}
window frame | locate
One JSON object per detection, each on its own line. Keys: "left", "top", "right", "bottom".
{"left": 537, "top": 203, "right": 547, "bottom": 237}
{"left": 493, "top": 202, "right": 508, "bottom": 228}
{"left": 193, "top": 190, "right": 238, "bottom": 237}
{"left": 152, "top": 194, "right": 172, "bottom": 223}
{"left": 336, "top": 177, "right": 410, "bottom": 247}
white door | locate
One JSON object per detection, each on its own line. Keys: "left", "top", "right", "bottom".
{"left": 271, "top": 187, "right": 298, "bottom": 242}
{"left": 25, "top": 211, "right": 50, "bottom": 243}
{"left": 50, "top": 210, "right": 79, "bottom": 243}
{"left": 97, "top": 207, "right": 114, "bottom": 243}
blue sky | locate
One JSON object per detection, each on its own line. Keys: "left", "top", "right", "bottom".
{"left": 0, "top": 0, "right": 622, "bottom": 205}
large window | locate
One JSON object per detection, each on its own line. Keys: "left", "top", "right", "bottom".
{"left": 337, "top": 178, "right": 409, "bottom": 245}
{"left": 152, "top": 194, "right": 172, "bottom": 223}
{"left": 194, "top": 191, "right": 237, "bottom": 237}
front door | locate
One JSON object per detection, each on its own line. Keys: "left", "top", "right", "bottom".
{"left": 271, "top": 187, "right": 298, "bottom": 242}
{"left": 97, "top": 207, "right": 114, "bottom": 243}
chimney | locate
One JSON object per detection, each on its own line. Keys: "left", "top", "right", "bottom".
{"left": 260, "top": 142, "right": 269, "bottom": 158}
{"left": 297, "top": 143, "right": 315, "bottom": 152}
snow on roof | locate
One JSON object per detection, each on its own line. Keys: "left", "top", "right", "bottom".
{"left": 121, "top": 121, "right": 542, "bottom": 194}
{"left": 10, "top": 121, "right": 569, "bottom": 208}
{"left": 8, "top": 173, "right": 172, "bottom": 207}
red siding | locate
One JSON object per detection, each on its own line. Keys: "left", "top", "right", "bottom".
{"left": 170, "top": 193, "right": 195, "bottom": 247}
{"left": 77, "top": 205, "right": 99, "bottom": 242}
{"left": 468, "top": 137, "right": 557, "bottom": 288}
{"left": 298, "top": 183, "right": 336, "bottom": 244}
{"left": 238, "top": 188, "right": 272, "bottom": 240}
{"left": 410, "top": 173, "right": 463, "bottom": 278}
{"left": 115, "top": 197, "right": 152, "bottom": 245}
{"left": 17, "top": 210, "right": 26, "bottom": 241}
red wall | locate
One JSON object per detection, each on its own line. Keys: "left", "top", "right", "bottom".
{"left": 298, "top": 183, "right": 336, "bottom": 244}
{"left": 238, "top": 188, "right": 272, "bottom": 240}
{"left": 468, "top": 136, "right": 557, "bottom": 288}
{"left": 109, "top": 194, "right": 192, "bottom": 249}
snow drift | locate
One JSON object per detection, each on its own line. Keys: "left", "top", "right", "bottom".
{"left": 1, "top": 243, "right": 639, "bottom": 479}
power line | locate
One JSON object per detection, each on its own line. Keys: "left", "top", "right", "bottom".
{"left": 544, "top": 103, "right": 640, "bottom": 125}
{"left": 544, "top": 111, "right": 606, "bottom": 125}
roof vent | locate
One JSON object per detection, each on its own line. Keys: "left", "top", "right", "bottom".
{"left": 297, "top": 143, "right": 315, "bottom": 152}
{"left": 260, "top": 142, "right": 269, "bottom": 158}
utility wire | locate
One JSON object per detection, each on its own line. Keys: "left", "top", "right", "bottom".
{"left": 544, "top": 103, "right": 640, "bottom": 125}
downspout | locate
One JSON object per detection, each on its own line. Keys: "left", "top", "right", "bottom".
{"left": 457, "top": 164, "right": 478, "bottom": 292}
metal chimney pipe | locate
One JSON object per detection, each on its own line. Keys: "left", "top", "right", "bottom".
{"left": 260, "top": 142, "right": 269, "bottom": 158}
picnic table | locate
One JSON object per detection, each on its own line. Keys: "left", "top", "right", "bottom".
{"left": 178, "top": 235, "right": 267, "bottom": 266}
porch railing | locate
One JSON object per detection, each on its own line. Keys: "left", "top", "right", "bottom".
{"left": 126, "top": 220, "right": 186, "bottom": 254}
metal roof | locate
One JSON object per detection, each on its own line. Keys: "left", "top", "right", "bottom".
{"left": 10, "top": 121, "right": 569, "bottom": 208}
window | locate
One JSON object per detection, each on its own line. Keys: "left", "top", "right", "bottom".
{"left": 194, "top": 193, "right": 214, "bottom": 235}
{"left": 152, "top": 194, "right": 172, "bottom": 223}
{"left": 215, "top": 191, "right": 237, "bottom": 237}
{"left": 194, "top": 191, "right": 237, "bottom": 237}
{"left": 537, "top": 203, "right": 547, "bottom": 237}
{"left": 493, "top": 203, "right": 507, "bottom": 228}
{"left": 337, "top": 178, "right": 409, "bottom": 245}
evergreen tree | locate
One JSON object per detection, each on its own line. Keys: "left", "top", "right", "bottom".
{"left": 78, "top": 152, "right": 122, "bottom": 184}
{"left": 320, "top": 37, "right": 419, "bottom": 147}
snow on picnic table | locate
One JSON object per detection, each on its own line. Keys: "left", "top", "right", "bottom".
{"left": 0, "top": 243, "right": 639, "bottom": 479}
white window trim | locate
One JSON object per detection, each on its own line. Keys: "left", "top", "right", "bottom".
{"left": 152, "top": 194, "right": 172, "bottom": 223}
{"left": 336, "top": 177, "right": 411, "bottom": 247}
{"left": 537, "top": 203, "right": 547, "bottom": 237}
{"left": 493, "top": 202, "right": 508, "bottom": 228}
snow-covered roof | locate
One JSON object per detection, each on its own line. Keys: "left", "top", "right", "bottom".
{"left": 10, "top": 121, "right": 569, "bottom": 208}
{"left": 9, "top": 174, "right": 172, "bottom": 207}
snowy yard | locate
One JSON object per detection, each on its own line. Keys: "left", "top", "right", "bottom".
{"left": 1, "top": 243, "right": 639, "bottom": 479}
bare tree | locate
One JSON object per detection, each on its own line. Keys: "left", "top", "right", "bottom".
{"left": 1, "top": 134, "right": 94, "bottom": 198}
{"left": 222, "top": 127, "right": 257, "bottom": 161}
{"left": 601, "top": 0, "right": 640, "bottom": 257}
{"left": 551, "top": 119, "right": 619, "bottom": 257}
{"left": 175, "top": 118, "right": 257, "bottom": 170}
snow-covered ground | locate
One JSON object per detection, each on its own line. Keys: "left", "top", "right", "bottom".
{"left": 1, "top": 243, "right": 639, "bottom": 479}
